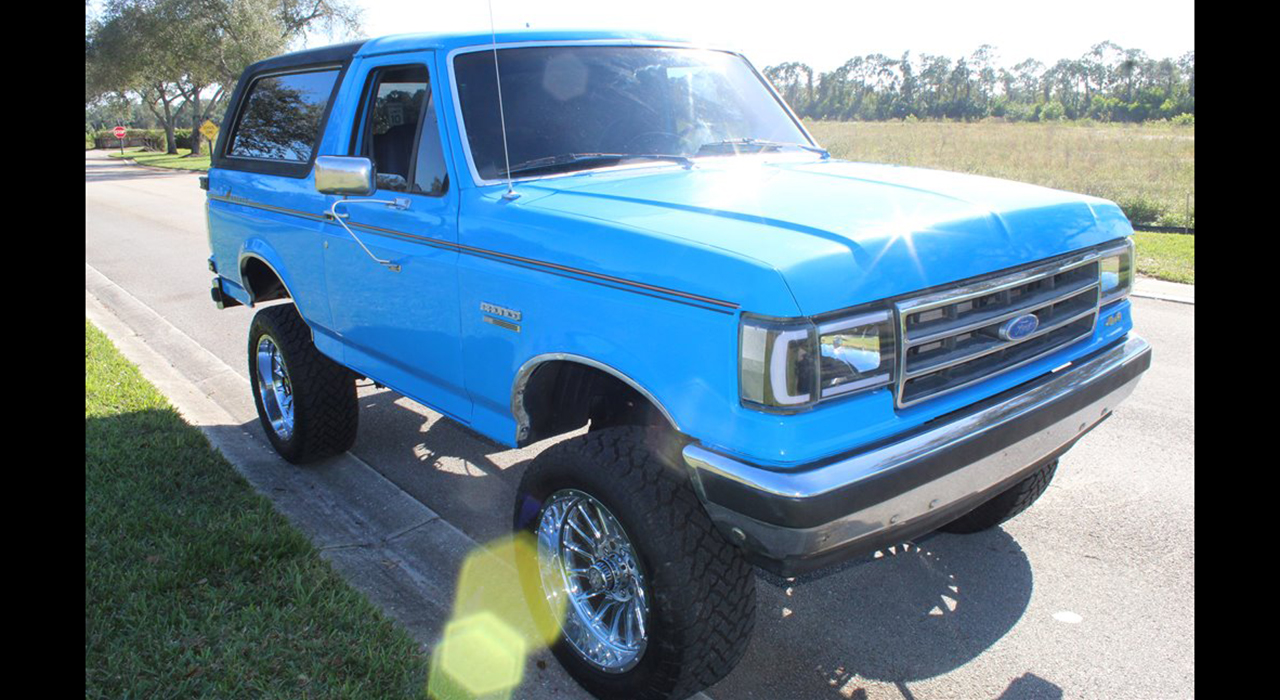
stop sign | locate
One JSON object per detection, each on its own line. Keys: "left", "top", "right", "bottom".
{"left": 113, "top": 126, "right": 127, "bottom": 139}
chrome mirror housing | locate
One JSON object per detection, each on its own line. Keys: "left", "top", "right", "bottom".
{"left": 314, "top": 156, "right": 374, "bottom": 196}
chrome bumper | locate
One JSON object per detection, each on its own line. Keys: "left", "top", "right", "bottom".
{"left": 683, "top": 335, "right": 1152, "bottom": 576}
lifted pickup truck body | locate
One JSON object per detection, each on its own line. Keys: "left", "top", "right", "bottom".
{"left": 206, "top": 29, "right": 1149, "bottom": 699}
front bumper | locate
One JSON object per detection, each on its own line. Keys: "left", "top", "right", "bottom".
{"left": 683, "top": 334, "right": 1152, "bottom": 576}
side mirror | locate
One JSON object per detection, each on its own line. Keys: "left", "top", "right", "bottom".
{"left": 314, "top": 156, "right": 374, "bottom": 196}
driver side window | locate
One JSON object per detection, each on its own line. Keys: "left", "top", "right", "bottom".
{"left": 355, "top": 64, "right": 448, "bottom": 196}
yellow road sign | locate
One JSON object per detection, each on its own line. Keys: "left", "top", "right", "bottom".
{"left": 199, "top": 120, "right": 219, "bottom": 142}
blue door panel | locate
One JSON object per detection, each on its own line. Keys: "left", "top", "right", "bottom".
{"left": 320, "top": 50, "right": 472, "bottom": 423}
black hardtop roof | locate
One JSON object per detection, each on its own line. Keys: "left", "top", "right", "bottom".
{"left": 242, "top": 39, "right": 368, "bottom": 76}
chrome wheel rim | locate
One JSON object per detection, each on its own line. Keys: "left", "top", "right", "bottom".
{"left": 255, "top": 335, "right": 294, "bottom": 440}
{"left": 536, "top": 489, "right": 649, "bottom": 673}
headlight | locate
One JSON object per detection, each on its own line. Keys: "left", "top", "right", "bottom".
{"left": 1099, "top": 238, "right": 1135, "bottom": 305}
{"left": 740, "top": 308, "right": 895, "bottom": 411}
{"left": 817, "top": 311, "right": 895, "bottom": 397}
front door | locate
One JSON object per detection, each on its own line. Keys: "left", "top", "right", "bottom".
{"left": 321, "top": 52, "right": 470, "bottom": 422}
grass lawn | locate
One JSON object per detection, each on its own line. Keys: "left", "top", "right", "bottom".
{"left": 85, "top": 320, "right": 428, "bottom": 698}
{"left": 808, "top": 119, "right": 1195, "bottom": 284}
{"left": 1133, "top": 231, "right": 1194, "bottom": 284}
{"left": 108, "top": 146, "right": 211, "bottom": 171}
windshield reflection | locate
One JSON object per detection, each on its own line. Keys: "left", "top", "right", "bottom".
{"left": 454, "top": 46, "right": 815, "bottom": 180}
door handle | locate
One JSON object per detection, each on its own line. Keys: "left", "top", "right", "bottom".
{"left": 327, "top": 198, "right": 411, "bottom": 272}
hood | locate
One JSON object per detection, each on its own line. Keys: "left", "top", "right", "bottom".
{"left": 522, "top": 157, "right": 1132, "bottom": 314}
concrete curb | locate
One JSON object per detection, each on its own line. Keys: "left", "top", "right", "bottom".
{"left": 105, "top": 153, "right": 205, "bottom": 174}
{"left": 1132, "top": 276, "right": 1194, "bottom": 305}
{"left": 1129, "top": 291, "right": 1195, "bottom": 305}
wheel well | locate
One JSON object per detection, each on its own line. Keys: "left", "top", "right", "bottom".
{"left": 241, "top": 257, "right": 290, "bottom": 304}
{"left": 517, "top": 360, "right": 671, "bottom": 446}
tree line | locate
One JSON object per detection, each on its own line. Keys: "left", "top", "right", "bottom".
{"left": 87, "top": 4, "right": 1195, "bottom": 155}
{"left": 763, "top": 42, "right": 1193, "bottom": 123}
{"left": 85, "top": 0, "right": 361, "bottom": 155}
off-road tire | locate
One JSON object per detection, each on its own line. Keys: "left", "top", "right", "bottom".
{"left": 939, "top": 458, "right": 1059, "bottom": 534}
{"left": 513, "top": 426, "right": 756, "bottom": 700}
{"left": 247, "top": 303, "right": 358, "bottom": 463}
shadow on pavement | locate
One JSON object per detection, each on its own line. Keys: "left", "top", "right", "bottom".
{"left": 348, "top": 385, "right": 539, "bottom": 543}
{"left": 711, "top": 530, "right": 1039, "bottom": 698}
{"left": 997, "top": 672, "right": 1064, "bottom": 700}
{"left": 85, "top": 165, "right": 198, "bottom": 183}
{"left": 85, "top": 153, "right": 200, "bottom": 183}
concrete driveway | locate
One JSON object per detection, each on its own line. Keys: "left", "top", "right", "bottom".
{"left": 85, "top": 150, "right": 1194, "bottom": 699}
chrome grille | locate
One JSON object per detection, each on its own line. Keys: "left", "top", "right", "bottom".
{"left": 894, "top": 252, "right": 1103, "bottom": 408}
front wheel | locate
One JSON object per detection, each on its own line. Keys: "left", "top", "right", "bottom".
{"left": 513, "top": 426, "right": 756, "bottom": 700}
{"left": 247, "top": 303, "right": 358, "bottom": 463}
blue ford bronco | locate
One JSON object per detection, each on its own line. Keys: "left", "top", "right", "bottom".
{"left": 204, "top": 29, "right": 1152, "bottom": 699}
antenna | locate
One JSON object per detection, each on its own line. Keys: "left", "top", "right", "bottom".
{"left": 488, "top": 0, "right": 519, "bottom": 201}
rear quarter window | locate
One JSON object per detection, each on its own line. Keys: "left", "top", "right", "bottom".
{"left": 228, "top": 68, "right": 341, "bottom": 162}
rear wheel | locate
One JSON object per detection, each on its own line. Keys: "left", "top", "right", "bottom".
{"left": 939, "top": 459, "right": 1059, "bottom": 534}
{"left": 514, "top": 426, "right": 756, "bottom": 700}
{"left": 247, "top": 303, "right": 358, "bottom": 463}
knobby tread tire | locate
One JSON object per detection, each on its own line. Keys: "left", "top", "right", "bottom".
{"left": 514, "top": 426, "right": 756, "bottom": 700}
{"left": 247, "top": 303, "right": 358, "bottom": 464}
{"left": 939, "top": 458, "right": 1059, "bottom": 534}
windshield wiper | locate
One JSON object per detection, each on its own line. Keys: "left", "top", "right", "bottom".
{"left": 695, "top": 138, "right": 830, "bottom": 159}
{"left": 503, "top": 153, "right": 694, "bottom": 177}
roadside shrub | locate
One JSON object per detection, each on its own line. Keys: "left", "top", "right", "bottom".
{"left": 93, "top": 128, "right": 193, "bottom": 151}
{"left": 1171, "top": 112, "right": 1194, "bottom": 127}
{"left": 1003, "top": 102, "right": 1036, "bottom": 122}
{"left": 1156, "top": 202, "right": 1194, "bottom": 229}
{"left": 1115, "top": 194, "right": 1167, "bottom": 225}
{"left": 1040, "top": 101, "right": 1066, "bottom": 121}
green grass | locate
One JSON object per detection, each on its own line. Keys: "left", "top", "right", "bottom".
{"left": 1133, "top": 231, "right": 1194, "bottom": 284}
{"left": 808, "top": 119, "right": 1195, "bottom": 283}
{"left": 85, "top": 320, "right": 428, "bottom": 698}
{"left": 108, "top": 146, "right": 211, "bottom": 171}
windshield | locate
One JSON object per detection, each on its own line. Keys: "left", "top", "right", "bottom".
{"left": 453, "top": 46, "right": 812, "bottom": 181}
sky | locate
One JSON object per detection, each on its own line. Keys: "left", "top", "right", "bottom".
{"left": 304, "top": 0, "right": 1195, "bottom": 71}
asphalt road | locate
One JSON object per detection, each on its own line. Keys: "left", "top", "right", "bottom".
{"left": 85, "top": 151, "right": 1194, "bottom": 699}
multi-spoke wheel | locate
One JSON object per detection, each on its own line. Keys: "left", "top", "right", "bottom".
{"left": 514, "top": 426, "right": 757, "bottom": 700}
{"left": 247, "top": 303, "right": 359, "bottom": 464}
{"left": 536, "top": 489, "right": 649, "bottom": 673}
{"left": 255, "top": 335, "right": 295, "bottom": 440}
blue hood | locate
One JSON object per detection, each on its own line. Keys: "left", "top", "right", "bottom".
{"left": 523, "top": 157, "right": 1133, "bottom": 315}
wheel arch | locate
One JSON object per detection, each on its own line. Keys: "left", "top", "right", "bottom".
{"left": 512, "top": 353, "right": 681, "bottom": 447}
{"left": 238, "top": 248, "right": 296, "bottom": 306}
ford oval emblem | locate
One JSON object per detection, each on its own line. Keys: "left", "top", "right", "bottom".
{"left": 999, "top": 313, "right": 1040, "bottom": 341}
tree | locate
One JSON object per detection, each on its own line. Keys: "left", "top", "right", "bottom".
{"left": 86, "top": 0, "right": 361, "bottom": 155}
{"left": 763, "top": 62, "right": 815, "bottom": 116}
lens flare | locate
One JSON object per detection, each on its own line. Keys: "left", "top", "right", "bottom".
{"left": 427, "top": 532, "right": 567, "bottom": 699}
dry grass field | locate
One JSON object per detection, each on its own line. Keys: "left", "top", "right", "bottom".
{"left": 808, "top": 120, "right": 1195, "bottom": 228}
{"left": 808, "top": 119, "right": 1195, "bottom": 283}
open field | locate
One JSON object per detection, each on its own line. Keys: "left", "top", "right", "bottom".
{"left": 809, "top": 120, "right": 1194, "bottom": 227}
{"left": 109, "top": 146, "right": 211, "bottom": 171}
{"left": 809, "top": 119, "right": 1195, "bottom": 283}
{"left": 85, "top": 320, "right": 428, "bottom": 698}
